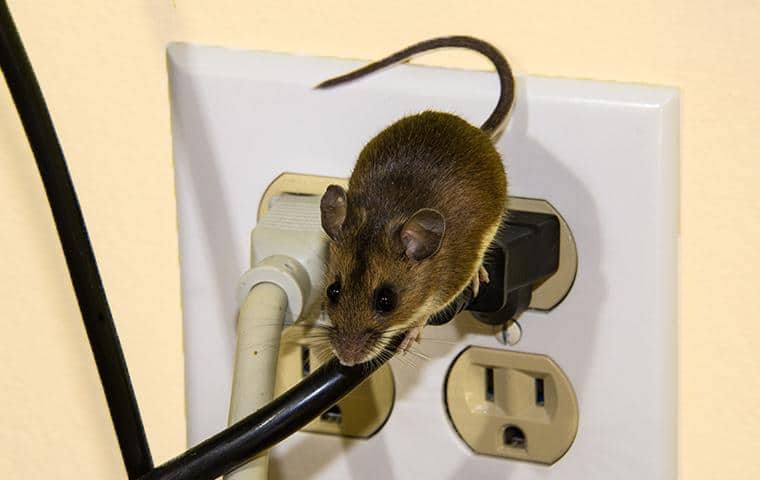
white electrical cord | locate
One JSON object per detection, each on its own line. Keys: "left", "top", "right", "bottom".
{"left": 224, "top": 193, "right": 328, "bottom": 480}
{"left": 225, "top": 282, "right": 288, "bottom": 480}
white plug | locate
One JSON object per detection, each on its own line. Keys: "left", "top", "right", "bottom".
{"left": 237, "top": 193, "right": 328, "bottom": 324}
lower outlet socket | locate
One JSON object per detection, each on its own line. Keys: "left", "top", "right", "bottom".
{"left": 273, "top": 324, "right": 395, "bottom": 438}
{"left": 445, "top": 346, "right": 579, "bottom": 465}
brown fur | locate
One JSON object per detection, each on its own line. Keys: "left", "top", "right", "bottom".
{"left": 322, "top": 111, "right": 507, "bottom": 364}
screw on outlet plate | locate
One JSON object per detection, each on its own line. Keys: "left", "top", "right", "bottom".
{"left": 496, "top": 321, "right": 522, "bottom": 346}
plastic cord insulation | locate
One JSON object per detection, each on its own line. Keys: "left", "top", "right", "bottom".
{"left": 0, "top": 2, "right": 153, "bottom": 477}
{"left": 225, "top": 283, "right": 288, "bottom": 480}
{"left": 140, "top": 334, "right": 403, "bottom": 480}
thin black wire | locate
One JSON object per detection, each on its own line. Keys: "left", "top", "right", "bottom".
{"left": 0, "top": 2, "right": 153, "bottom": 478}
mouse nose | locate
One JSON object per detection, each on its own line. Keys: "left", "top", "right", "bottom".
{"left": 335, "top": 330, "right": 373, "bottom": 366}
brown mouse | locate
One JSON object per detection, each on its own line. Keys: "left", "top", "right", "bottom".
{"left": 316, "top": 36, "right": 514, "bottom": 366}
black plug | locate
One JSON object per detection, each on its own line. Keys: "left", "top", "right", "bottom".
{"left": 427, "top": 209, "right": 561, "bottom": 326}
{"left": 469, "top": 210, "right": 560, "bottom": 324}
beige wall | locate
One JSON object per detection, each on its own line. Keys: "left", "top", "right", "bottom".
{"left": 0, "top": 1, "right": 757, "bottom": 478}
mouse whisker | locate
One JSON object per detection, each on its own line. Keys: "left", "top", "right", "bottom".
{"left": 297, "top": 335, "right": 331, "bottom": 344}
{"left": 369, "top": 344, "right": 397, "bottom": 367}
{"left": 309, "top": 349, "right": 332, "bottom": 367}
{"left": 302, "top": 324, "right": 335, "bottom": 332}
{"left": 418, "top": 337, "right": 458, "bottom": 345}
{"left": 369, "top": 354, "right": 384, "bottom": 371}
{"left": 382, "top": 325, "right": 416, "bottom": 334}
{"left": 367, "top": 344, "right": 384, "bottom": 359}
{"left": 394, "top": 354, "right": 417, "bottom": 369}
{"left": 303, "top": 327, "right": 332, "bottom": 332}
{"left": 310, "top": 340, "right": 332, "bottom": 353}
{"left": 301, "top": 343, "right": 330, "bottom": 354}
{"left": 301, "top": 330, "right": 334, "bottom": 338}
{"left": 301, "top": 336, "right": 332, "bottom": 343}
{"left": 301, "top": 334, "right": 333, "bottom": 342}
{"left": 404, "top": 348, "right": 430, "bottom": 361}
{"left": 315, "top": 351, "right": 334, "bottom": 366}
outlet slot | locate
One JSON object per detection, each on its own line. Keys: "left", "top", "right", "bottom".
{"left": 535, "top": 378, "right": 545, "bottom": 406}
{"left": 503, "top": 426, "right": 526, "bottom": 449}
{"left": 301, "top": 346, "right": 310, "bottom": 377}
{"left": 321, "top": 404, "right": 342, "bottom": 424}
{"left": 485, "top": 367, "right": 495, "bottom": 402}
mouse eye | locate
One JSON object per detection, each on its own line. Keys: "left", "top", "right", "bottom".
{"left": 374, "top": 287, "right": 397, "bottom": 314}
{"left": 326, "top": 280, "right": 341, "bottom": 304}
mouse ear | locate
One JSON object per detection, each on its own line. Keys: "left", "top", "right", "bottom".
{"left": 321, "top": 185, "right": 348, "bottom": 240}
{"left": 400, "top": 208, "right": 445, "bottom": 261}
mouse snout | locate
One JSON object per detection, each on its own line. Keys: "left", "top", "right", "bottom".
{"left": 333, "top": 330, "right": 375, "bottom": 366}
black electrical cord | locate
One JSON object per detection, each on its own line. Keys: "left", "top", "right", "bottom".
{"left": 140, "top": 340, "right": 400, "bottom": 480}
{"left": 0, "top": 2, "right": 153, "bottom": 478}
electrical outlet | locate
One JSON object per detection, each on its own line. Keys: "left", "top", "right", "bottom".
{"left": 273, "top": 324, "right": 395, "bottom": 438}
{"left": 445, "top": 346, "right": 578, "bottom": 464}
{"left": 169, "top": 44, "right": 678, "bottom": 479}
{"left": 257, "top": 173, "right": 578, "bottom": 318}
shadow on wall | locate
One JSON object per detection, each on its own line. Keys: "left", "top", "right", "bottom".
{"left": 169, "top": 66, "right": 241, "bottom": 443}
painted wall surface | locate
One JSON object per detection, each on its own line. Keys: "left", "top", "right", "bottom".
{"left": 0, "top": 1, "right": 757, "bottom": 478}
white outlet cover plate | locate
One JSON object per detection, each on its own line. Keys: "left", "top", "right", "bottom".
{"left": 168, "top": 43, "right": 678, "bottom": 479}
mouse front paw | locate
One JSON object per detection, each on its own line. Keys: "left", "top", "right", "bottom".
{"left": 470, "top": 265, "right": 490, "bottom": 298}
{"left": 399, "top": 325, "right": 424, "bottom": 353}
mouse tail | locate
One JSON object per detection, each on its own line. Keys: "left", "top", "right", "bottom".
{"left": 314, "top": 36, "right": 515, "bottom": 137}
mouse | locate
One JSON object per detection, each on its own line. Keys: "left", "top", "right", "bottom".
{"left": 315, "top": 36, "right": 514, "bottom": 366}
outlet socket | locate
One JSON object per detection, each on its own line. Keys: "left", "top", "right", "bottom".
{"left": 445, "top": 346, "right": 579, "bottom": 465}
{"left": 273, "top": 324, "right": 395, "bottom": 438}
